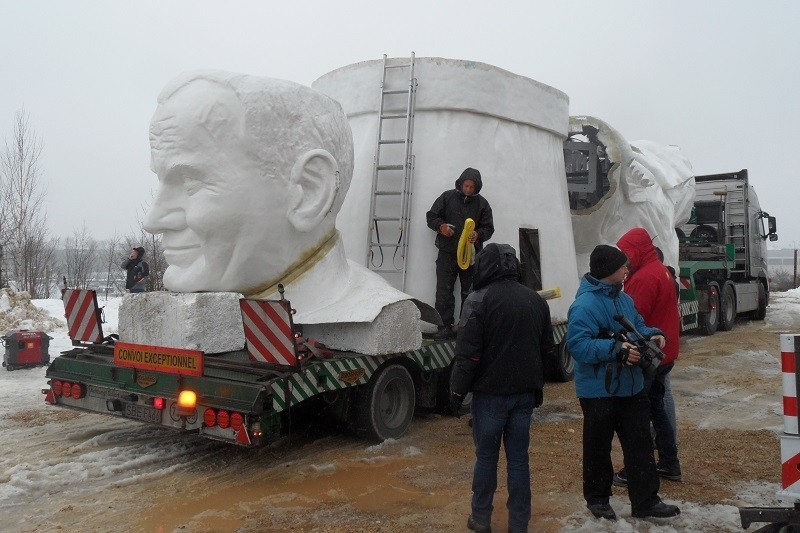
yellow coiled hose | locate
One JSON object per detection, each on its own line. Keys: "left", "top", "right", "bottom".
{"left": 457, "top": 218, "right": 476, "bottom": 270}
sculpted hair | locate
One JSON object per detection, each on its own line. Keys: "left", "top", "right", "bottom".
{"left": 156, "top": 70, "right": 354, "bottom": 217}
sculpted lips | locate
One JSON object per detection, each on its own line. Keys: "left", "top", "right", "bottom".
{"left": 162, "top": 242, "right": 201, "bottom": 266}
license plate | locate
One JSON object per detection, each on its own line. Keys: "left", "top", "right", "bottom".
{"left": 122, "top": 402, "right": 163, "bottom": 424}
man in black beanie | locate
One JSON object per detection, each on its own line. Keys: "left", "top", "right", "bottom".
{"left": 426, "top": 167, "right": 494, "bottom": 340}
{"left": 121, "top": 246, "right": 150, "bottom": 293}
{"left": 566, "top": 244, "right": 679, "bottom": 521}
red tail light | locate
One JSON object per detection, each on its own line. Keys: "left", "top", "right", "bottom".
{"left": 204, "top": 408, "right": 217, "bottom": 427}
{"left": 71, "top": 383, "right": 85, "bottom": 399}
{"left": 53, "top": 380, "right": 63, "bottom": 396}
{"left": 217, "top": 410, "right": 230, "bottom": 429}
{"left": 231, "top": 412, "right": 244, "bottom": 432}
{"left": 62, "top": 382, "right": 73, "bottom": 398}
{"left": 153, "top": 397, "right": 165, "bottom": 410}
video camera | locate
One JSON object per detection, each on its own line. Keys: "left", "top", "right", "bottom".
{"left": 612, "top": 314, "right": 665, "bottom": 379}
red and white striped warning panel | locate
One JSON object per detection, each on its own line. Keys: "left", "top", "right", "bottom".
{"left": 62, "top": 289, "right": 104, "bottom": 343}
{"left": 781, "top": 334, "right": 799, "bottom": 435}
{"left": 779, "top": 434, "right": 800, "bottom": 499}
{"left": 240, "top": 298, "right": 298, "bottom": 365}
{"left": 779, "top": 334, "right": 800, "bottom": 501}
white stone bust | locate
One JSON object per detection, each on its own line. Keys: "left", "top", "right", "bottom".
{"left": 144, "top": 71, "right": 352, "bottom": 295}
{"left": 141, "top": 71, "right": 426, "bottom": 353}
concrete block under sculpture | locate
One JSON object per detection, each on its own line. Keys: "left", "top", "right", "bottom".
{"left": 568, "top": 115, "right": 695, "bottom": 276}
{"left": 313, "top": 57, "right": 580, "bottom": 322}
{"left": 124, "top": 70, "right": 429, "bottom": 355}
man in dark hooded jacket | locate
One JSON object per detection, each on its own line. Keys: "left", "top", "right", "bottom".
{"left": 121, "top": 247, "right": 150, "bottom": 293}
{"left": 426, "top": 167, "right": 494, "bottom": 339}
{"left": 450, "top": 243, "right": 553, "bottom": 533}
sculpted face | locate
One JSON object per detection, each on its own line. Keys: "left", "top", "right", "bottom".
{"left": 143, "top": 81, "right": 291, "bottom": 293}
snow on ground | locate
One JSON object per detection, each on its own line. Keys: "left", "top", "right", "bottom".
{"left": 0, "top": 290, "right": 799, "bottom": 531}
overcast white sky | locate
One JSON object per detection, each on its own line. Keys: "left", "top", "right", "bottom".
{"left": 2, "top": 1, "right": 798, "bottom": 246}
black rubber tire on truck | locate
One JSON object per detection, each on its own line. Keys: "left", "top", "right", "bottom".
{"left": 748, "top": 282, "right": 767, "bottom": 320}
{"left": 545, "top": 342, "right": 574, "bottom": 383}
{"left": 718, "top": 283, "right": 737, "bottom": 331}
{"left": 699, "top": 285, "right": 720, "bottom": 336}
{"left": 356, "top": 363, "right": 415, "bottom": 442}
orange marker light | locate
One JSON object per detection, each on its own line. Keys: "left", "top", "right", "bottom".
{"left": 176, "top": 390, "right": 197, "bottom": 416}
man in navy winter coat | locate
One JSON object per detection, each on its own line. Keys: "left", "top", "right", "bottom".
{"left": 450, "top": 243, "right": 553, "bottom": 533}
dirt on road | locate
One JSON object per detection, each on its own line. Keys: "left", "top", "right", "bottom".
{"left": 8, "top": 294, "right": 800, "bottom": 533}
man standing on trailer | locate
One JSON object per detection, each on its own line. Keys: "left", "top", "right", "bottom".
{"left": 426, "top": 167, "right": 494, "bottom": 340}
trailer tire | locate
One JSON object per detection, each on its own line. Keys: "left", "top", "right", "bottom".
{"left": 698, "top": 285, "right": 719, "bottom": 336}
{"left": 546, "top": 342, "right": 574, "bottom": 383}
{"left": 748, "top": 282, "right": 767, "bottom": 320}
{"left": 356, "top": 363, "right": 415, "bottom": 442}
{"left": 719, "top": 284, "right": 737, "bottom": 331}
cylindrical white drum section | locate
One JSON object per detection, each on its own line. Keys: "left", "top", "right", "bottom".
{"left": 782, "top": 334, "right": 800, "bottom": 435}
{"left": 314, "top": 58, "right": 580, "bottom": 321}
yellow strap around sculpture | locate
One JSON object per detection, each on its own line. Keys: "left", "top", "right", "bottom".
{"left": 457, "top": 218, "right": 476, "bottom": 270}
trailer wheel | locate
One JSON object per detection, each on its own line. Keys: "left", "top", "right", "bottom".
{"left": 698, "top": 285, "right": 719, "bottom": 335}
{"left": 718, "top": 284, "right": 737, "bottom": 331}
{"left": 546, "top": 342, "right": 574, "bottom": 383}
{"left": 356, "top": 363, "right": 415, "bottom": 442}
{"left": 748, "top": 282, "right": 767, "bottom": 320}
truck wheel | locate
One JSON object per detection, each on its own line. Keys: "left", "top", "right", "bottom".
{"left": 698, "top": 286, "right": 719, "bottom": 335}
{"left": 546, "top": 342, "right": 574, "bottom": 383}
{"left": 356, "top": 363, "right": 415, "bottom": 442}
{"left": 748, "top": 282, "right": 767, "bottom": 320}
{"left": 718, "top": 284, "right": 737, "bottom": 331}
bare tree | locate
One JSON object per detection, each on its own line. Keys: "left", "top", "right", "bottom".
{"left": 1, "top": 109, "right": 54, "bottom": 296}
{"left": 63, "top": 223, "right": 98, "bottom": 289}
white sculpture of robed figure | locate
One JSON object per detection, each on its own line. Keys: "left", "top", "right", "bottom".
{"left": 119, "top": 71, "right": 427, "bottom": 355}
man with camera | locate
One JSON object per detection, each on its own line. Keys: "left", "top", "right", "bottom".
{"left": 567, "top": 244, "right": 680, "bottom": 521}
{"left": 614, "top": 228, "right": 683, "bottom": 486}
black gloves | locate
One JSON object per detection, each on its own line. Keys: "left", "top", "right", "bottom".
{"left": 449, "top": 392, "right": 464, "bottom": 417}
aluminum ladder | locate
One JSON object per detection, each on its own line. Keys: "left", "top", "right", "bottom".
{"left": 365, "top": 53, "right": 417, "bottom": 290}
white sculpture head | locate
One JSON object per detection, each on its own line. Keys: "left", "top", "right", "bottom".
{"left": 143, "top": 71, "right": 354, "bottom": 293}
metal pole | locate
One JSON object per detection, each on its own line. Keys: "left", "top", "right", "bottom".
{"left": 794, "top": 249, "right": 798, "bottom": 289}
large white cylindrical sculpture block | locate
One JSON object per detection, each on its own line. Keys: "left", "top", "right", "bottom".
{"left": 314, "top": 58, "right": 579, "bottom": 321}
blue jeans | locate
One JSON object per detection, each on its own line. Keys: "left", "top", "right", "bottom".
{"left": 471, "top": 391, "right": 536, "bottom": 532}
{"left": 645, "top": 363, "right": 680, "bottom": 472}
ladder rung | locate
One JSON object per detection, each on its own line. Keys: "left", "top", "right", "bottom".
{"left": 382, "top": 90, "right": 407, "bottom": 95}
{"left": 370, "top": 243, "right": 407, "bottom": 248}
{"left": 375, "top": 191, "right": 401, "bottom": 196}
{"left": 377, "top": 164, "right": 404, "bottom": 171}
{"left": 373, "top": 217, "right": 401, "bottom": 222}
{"left": 370, "top": 268, "right": 405, "bottom": 274}
{"left": 381, "top": 114, "right": 407, "bottom": 119}
{"left": 385, "top": 64, "right": 412, "bottom": 69}
{"left": 378, "top": 139, "right": 405, "bottom": 144}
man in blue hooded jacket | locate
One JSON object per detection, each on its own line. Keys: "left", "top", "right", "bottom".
{"left": 426, "top": 167, "right": 494, "bottom": 339}
{"left": 567, "top": 244, "right": 680, "bottom": 521}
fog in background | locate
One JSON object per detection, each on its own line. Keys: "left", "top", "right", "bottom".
{"left": 2, "top": 1, "right": 798, "bottom": 245}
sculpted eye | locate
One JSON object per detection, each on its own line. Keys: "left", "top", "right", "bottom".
{"left": 184, "top": 175, "right": 202, "bottom": 195}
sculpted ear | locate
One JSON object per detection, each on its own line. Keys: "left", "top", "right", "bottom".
{"left": 287, "top": 149, "right": 339, "bottom": 232}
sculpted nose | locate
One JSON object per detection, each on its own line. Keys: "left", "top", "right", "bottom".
{"left": 143, "top": 185, "right": 185, "bottom": 234}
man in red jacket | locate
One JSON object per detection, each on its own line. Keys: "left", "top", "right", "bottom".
{"left": 615, "top": 227, "right": 682, "bottom": 483}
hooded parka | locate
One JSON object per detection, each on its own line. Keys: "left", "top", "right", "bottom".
{"left": 616, "top": 228, "right": 680, "bottom": 364}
